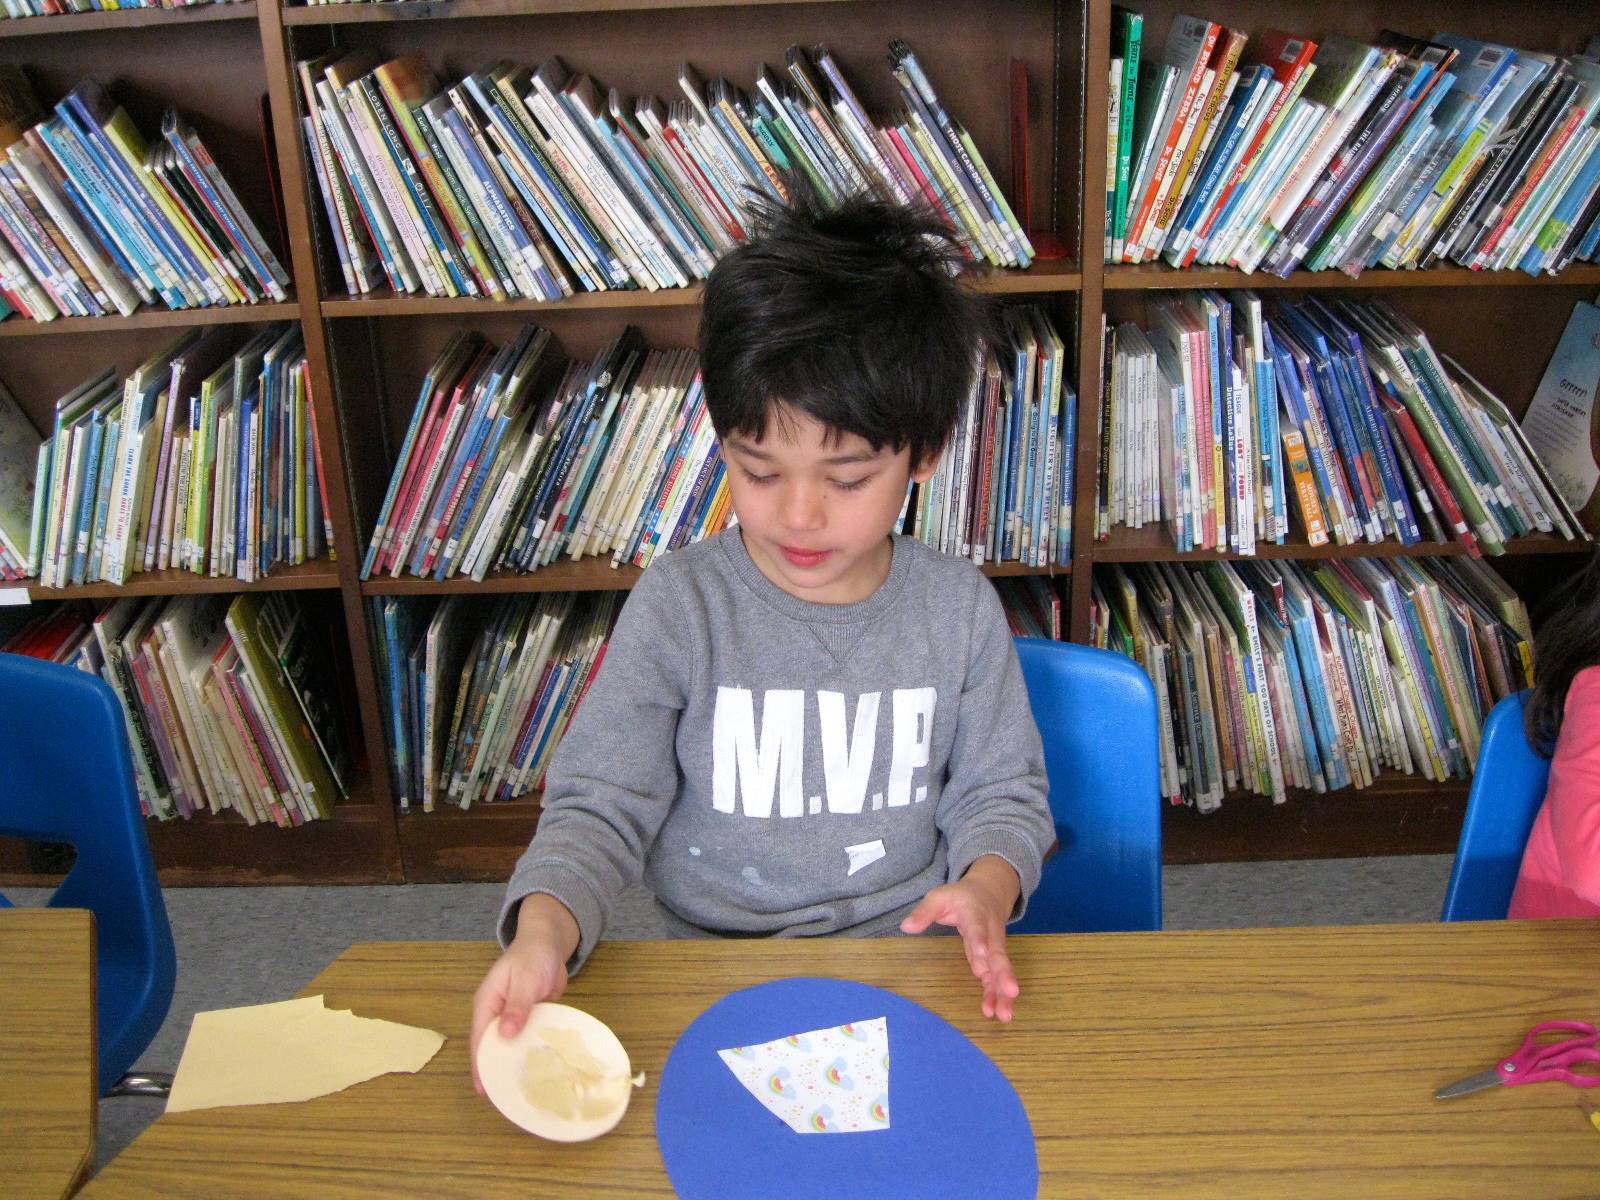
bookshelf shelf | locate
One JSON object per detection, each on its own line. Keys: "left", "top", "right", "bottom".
{"left": 1103, "top": 264, "right": 1600, "bottom": 292}
{"left": 397, "top": 796, "right": 541, "bottom": 883}
{"left": 144, "top": 795, "right": 397, "bottom": 886}
{"left": 0, "top": 1, "right": 256, "bottom": 37}
{"left": 318, "top": 265, "right": 1081, "bottom": 321}
{"left": 0, "top": 301, "right": 301, "bottom": 338}
{"left": 1092, "top": 527, "right": 1593, "bottom": 564}
{"left": 7, "top": 560, "right": 342, "bottom": 601}
{"left": 363, "top": 560, "right": 644, "bottom": 595}
{"left": 283, "top": 0, "right": 855, "bottom": 27}
{"left": 1162, "top": 773, "right": 1469, "bottom": 865}
{"left": 0, "top": 776, "right": 396, "bottom": 888}
{"left": 359, "top": 558, "right": 1061, "bottom": 596}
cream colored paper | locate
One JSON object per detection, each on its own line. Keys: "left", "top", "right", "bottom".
{"left": 166, "top": 994, "right": 445, "bottom": 1113}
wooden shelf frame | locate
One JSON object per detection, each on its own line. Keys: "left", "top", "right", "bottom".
{"left": 318, "top": 262, "right": 1084, "bottom": 319}
{"left": 1, "top": 0, "right": 1593, "bottom": 882}
{"left": 0, "top": 300, "right": 299, "bottom": 337}
{"left": 5, "top": 559, "right": 342, "bottom": 601}
{"left": 283, "top": 0, "right": 855, "bottom": 27}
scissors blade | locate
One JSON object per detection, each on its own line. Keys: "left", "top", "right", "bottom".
{"left": 1435, "top": 1069, "right": 1503, "bottom": 1100}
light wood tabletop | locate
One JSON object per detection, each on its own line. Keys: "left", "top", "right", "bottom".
{"left": 1, "top": 907, "right": 97, "bottom": 1200}
{"left": 78, "top": 920, "right": 1600, "bottom": 1199}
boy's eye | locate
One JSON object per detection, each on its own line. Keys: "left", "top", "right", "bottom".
{"left": 832, "top": 477, "right": 872, "bottom": 493}
{"left": 742, "top": 470, "right": 778, "bottom": 487}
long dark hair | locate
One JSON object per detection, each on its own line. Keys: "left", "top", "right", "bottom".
{"left": 1525, "top": 547, "right": 1600, "bottom": 756}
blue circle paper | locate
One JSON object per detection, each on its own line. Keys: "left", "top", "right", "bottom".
{"left": 656, "top": 977, "right": 1038, "bottom": 1200}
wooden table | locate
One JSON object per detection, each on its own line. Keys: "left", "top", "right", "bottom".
{"left": 1, "top": 908, "right": 97, "bottom": 1200}
{"left": 78, "top": 921, "right": 1600, "bottom": 1199}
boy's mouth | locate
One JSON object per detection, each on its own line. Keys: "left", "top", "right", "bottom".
{"left": 779, "top": 545, "right": 832, "bottom": 568}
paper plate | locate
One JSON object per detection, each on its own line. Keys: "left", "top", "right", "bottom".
{"left": 477, "top": 1002, "right": 637, "bottom": 1142}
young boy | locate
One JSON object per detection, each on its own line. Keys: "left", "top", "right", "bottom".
{"left": 471, "top": 193, "right": 1054, "bottom": 1081}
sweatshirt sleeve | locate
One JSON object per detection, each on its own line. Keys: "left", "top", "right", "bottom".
{"left": 497, "top": 563, "right": 693, "bottom": 968}
{"left": 1546, "top": 668, "right": 1600, "bottom": 906}
{"left": 936, "top": 571, "right": 1054, "bottom": 920}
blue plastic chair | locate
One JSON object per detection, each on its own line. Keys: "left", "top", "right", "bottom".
{"left": 1441, "top": 691, "right": 1551, "bottom": 922}
{"left": 1011, "top": 638, "right": 1163, "bottom": 933}
{"left": 0, "top": 651, "right": 176, "bottom": 1095}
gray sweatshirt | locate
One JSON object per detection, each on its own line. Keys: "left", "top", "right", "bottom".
{"left": 497, "top": 528, "right": 1054, "bottom": 967}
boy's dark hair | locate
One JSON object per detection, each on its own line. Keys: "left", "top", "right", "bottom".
{"left": 699, "top": 187, "right": 991, "bottom": 468}
{"left": 1526, "top": 546, "right": 1600, "bottom": 755}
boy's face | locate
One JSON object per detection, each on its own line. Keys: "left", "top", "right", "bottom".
{"left": 721, "top": 405, "right": 937, "bottom": 605}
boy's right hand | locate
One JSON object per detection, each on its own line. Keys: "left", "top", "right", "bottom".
{"left": 470, "top": 894, "right": 581, "bottom": 1095}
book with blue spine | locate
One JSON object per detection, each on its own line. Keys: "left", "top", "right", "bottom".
{"left": 58, "top": 85, "right": 214, "bottom": 306}
{"left": 466, "top": 69, "right": 611, "bottom": 291}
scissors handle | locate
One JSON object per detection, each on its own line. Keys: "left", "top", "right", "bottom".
{"left": 1499, "top": 1021, "right": 1600, "bottom": 1088}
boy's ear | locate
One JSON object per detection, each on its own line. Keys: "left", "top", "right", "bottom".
{"left": 910, "top": 445, "right": 944, "bottom": 484}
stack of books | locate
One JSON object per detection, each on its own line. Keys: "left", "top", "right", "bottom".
{"left": 298, "top": 40, "right": 1030, "bottom": 300}
{"left": 373, "top": 590, "right": 618, "bottom": 811}
{"left": 908, "top": 305, "right": 1075, "bottom": 567}
{"left": 1105, "top": 16, "right": 1600, "bottom": 277}
{"left": 19, "top": 325, "right": 332, "bottom": 588}
{"left": 1091, "top": 556, "right": 1534, "bottom": 810}
{"left": 3, "top": 0, "right": 239, "bottom": 13}
{"left": 1098, "top": 292, "right": 1588, "bottom": 555}
{"left": 3, "top": 592, "right": 354, "bottom": 824}
{"left": 0, "top": 68, "right": 288, "bottom": 320}
{"left": 995, "top": 575, "right": 1067, "bottom": 640}
{"left": 361, "top": 327, "right": 726, "bottom": 581}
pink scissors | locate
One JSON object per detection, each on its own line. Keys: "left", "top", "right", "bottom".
{"left": 1435, "top": 1021, "right": 1600, "bottom": 1100}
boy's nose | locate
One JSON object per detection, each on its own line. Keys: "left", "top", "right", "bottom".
{"left": 779, "top": 485, "right": 826, "bottom": 531}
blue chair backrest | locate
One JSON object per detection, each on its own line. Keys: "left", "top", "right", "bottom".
{"left": 0, "top": 652, "right": 175, "bottom": 1094}
{"left": 1441, "top": 691, "right": 1551, "bottom": 922}
{"left": 1011, "top": 638, "right": 1163, "bottom": 933}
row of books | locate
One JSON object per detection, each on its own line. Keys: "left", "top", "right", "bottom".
{"left": 908, "top": 305, "right": 1075, "bottom": 567}
{"left": 361, "top": 327, "right": 728, "bottom": 582}
{"left": 299, "top": 40, "right": 1029, "bottom": 302}
{"left": 0, "top": 69, "right": 288, "bottom": 321}
{"left": 2, "top": 592, "right": 353, "bottom": 824}
{"left": 3, "top": 325, "right": 333, "bottom": 588}
{"left": 1097, "top": 291, "right": 1589, "bottom": 557}
{"left": 3, "top": 0, "right": 239, "bottom": 14}
{"left": 1090, "top": 556, "right": 1534, "bottom": 810}
{"left": 373, "top": 590, "right": 617, "bottom": 811}
{"left": 995, "top": 576, "right": 1067, "bottom": 641}
{"left": 1105, "top": 14, "right": 1600, "bottom": 277}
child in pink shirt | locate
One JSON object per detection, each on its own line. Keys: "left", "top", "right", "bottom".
{"left": 1508, "top": 553, "right": 1600, "bottom": 920}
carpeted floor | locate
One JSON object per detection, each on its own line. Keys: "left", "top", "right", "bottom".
{"left": 8, "top": 852, "right": 1456, "bottom": 1175}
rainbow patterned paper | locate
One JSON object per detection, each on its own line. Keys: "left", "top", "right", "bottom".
{"left": 717, "top": 1018, "right": 890, "bottom": 1134}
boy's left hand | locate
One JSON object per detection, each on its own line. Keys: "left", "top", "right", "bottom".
{"left": 900, "top": 855, "right": 1022, "bottom": 1022}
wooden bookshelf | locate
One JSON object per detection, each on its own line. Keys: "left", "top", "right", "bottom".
{"left": 4, "top": 0, "right": 1596, "bottom": 888}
